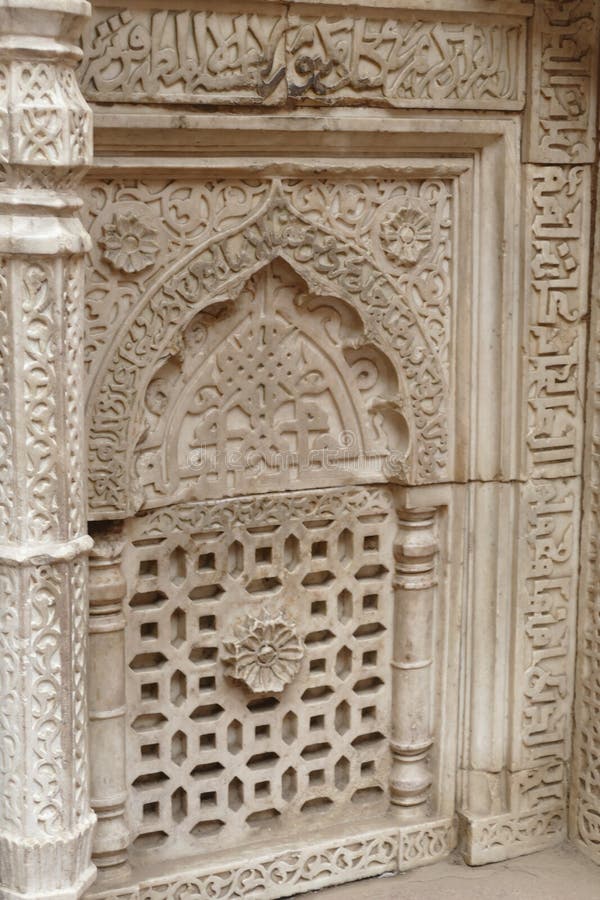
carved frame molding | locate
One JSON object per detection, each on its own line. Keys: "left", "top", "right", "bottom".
{"left": 82, "top": 112, "right": 539, "bottom": 898}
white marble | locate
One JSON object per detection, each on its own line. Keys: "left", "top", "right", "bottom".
{"left": 0, "top": 1, "right": 598, "bottom": 898}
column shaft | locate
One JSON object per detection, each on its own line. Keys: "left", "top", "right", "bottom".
{"left": 0, "top": 1, "right": 95, "bottom": 897}
{"left": 88, "top": 526, "right": 131, "bottom": 878}
{"left": 390, "top": 507, "right": 437, "bottom": 814}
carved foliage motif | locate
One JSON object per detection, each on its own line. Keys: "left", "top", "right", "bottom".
{"left": 71, "top": 556, "right": 90, "bottom": 825}
{"left": 0, "top": 562, "right": 92, "bottom": 841}
{"left": 87, "top": 819, "right": 457, "bottom": 899}
{"left": 83, "top": 179, "right": 451, "bottom": 375}
{"left": 139, "top": 831, "right": 399, "bottom": 900}
{"left": 525, "top": 0, "right": 599, "bottom": 164}
{"left": 82, "top": 179, "right": 270, "bottom": 376}
{"left": 83, "top": 177, "right": 453, "bottom": 515}
{"left": 64, "top": 258, "right": 87, "bottom": 541}
{"left": 29, "top": 562, "right": 65, "bottom": 835}
{"left": 466, "top": 809, "right": 565, "bottom": 861}
{"left": 19, "top": 255, "right": 89, "bottom": 543}
{"left": 0, "top": 255, "right": 92, "bottom": 835}
{"left": 79, "top": 9, "right": 525, "bottom": 109}
{"left": 135, "top": 485, "right": 394, "bottom": 539}
{"left": 398, "top": 818, "right": 457, "bottom": 871}
{"left": 379, "top": 205, "right": 432, "bottom": 267}
{"left": 526, "top": 165, "right": 589, "bottom": 479}
{"left": 0, "top": 565, "right": 22, "bottom": 832}
{"left": 0, "top": 0, "right": 94, "bottom": 894}
{"left": 22, "top": 260, "right": 61, "bottom": 542}
{"left": 0, "top": 258, "right": 13, "bottom": 542}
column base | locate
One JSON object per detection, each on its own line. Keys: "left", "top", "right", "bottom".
{"left": 0, "top": 867, "right": 96, "bottom": 900}
{"left": 0, "top": 817, "right": 96, "bottom": 900}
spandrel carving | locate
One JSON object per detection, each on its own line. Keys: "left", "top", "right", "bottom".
{"left": 82, "top": 177, "right": 453, "bottom": 516}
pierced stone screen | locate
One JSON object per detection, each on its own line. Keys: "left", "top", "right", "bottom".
{"left": 123, "top": 487, "right": 394, "bottom": 860}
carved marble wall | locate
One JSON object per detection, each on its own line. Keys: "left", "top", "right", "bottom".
{"left": 0, "top": 1, "right": 599, "bottom": 899}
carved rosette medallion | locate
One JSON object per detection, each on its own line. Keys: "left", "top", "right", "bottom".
{"left": 379, "top": 205, "right": 433, "bottom": 267}
{"left": 223, "top": 609, "right": 304, "bottom": 693}
{"left": 100, "top": 212, "right": 159, "bottom": 274}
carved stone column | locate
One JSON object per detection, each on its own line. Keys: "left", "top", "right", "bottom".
{"left": 390, "top": 507, "right": 437, "bottom": 815}
{"left": 88, "top": 525, "right": 131, "bottom": 880}
{"left": 0, "top": 0, "right": 95, "bottom": 897}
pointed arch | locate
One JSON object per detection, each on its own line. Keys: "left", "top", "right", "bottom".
{"left": 87, "top": 187, "right": 447, "bottom": 517}
{"left": 133, "top": 260, "right": 411, "bottom": 508}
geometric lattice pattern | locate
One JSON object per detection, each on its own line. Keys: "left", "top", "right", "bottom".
{"left": 124, "top": 487, "right": 394, "bottom": 861}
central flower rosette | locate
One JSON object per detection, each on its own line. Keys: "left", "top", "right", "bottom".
{"left": 379, "top": 204, "right": 433, "bottom": 266}
{"left": 222, "top": 609, "right": 305, "bottom": 693}
{"left": 100, "top": 211, "right": 160, "bottom": 274}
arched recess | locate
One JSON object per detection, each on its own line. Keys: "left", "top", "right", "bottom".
{"left": 87, "top": 183, "right": 448, "bottom": 518}
{"left": 134, "top": 258, "right": 411, "bottom": 508}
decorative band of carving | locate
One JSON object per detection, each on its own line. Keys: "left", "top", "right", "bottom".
{"left": 573, "top": 165, "right": 600, "bottom": 862}
{"left": 0, "top": 60, "right": 92, "bottom": 173}
{"left": 130, "top": 485, "right": 395, "bottom": 539}
{"left": 86, "top": 818, "right": 456, "bottom": 899}
{"left": 525, "top": 166, "right": 590, "bottom": 479}
{"left": 524, "top": 0, "right": 598, "bottom": 164}
{"left": 79, "top": 8, "right": 526, "bottom": 110}
{"left": 459, "top": 807, "right": 565, "bottom": 865}
{"left": 87, "top": 185, "right": 449, "bottom": 517}
{"left": 398, "top": 816, "right": 457, "bottom": 871}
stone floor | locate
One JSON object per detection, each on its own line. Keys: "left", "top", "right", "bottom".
{"left": 313, "top": 845, "right": 600, "bottom": 899}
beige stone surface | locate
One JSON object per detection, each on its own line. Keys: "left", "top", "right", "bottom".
{"left": 318, "top": 846, "right": 600, "bottom": 899}
{"left": 1, "top": 0, "right": 599, "bottom": 898}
